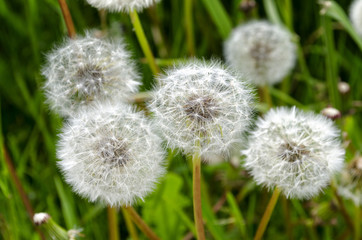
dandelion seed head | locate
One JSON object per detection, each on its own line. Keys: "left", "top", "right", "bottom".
{"left": 338, "top": 156, "right": 362, "bottom": 206}
{"left": 149, "top": 60, "right": 254, "bottom": 160}
{"left": 85, "top": 0, "right": 160, "bottom": 12}
{"left": 350, "top": 0, "right": 362, "bottom": 36}
{"left": 224, "top": 21, "right": 296, "bottom": 86}
{"left": 243, "top": 107, "right": 345, "bottom": 199}
{"left": 33, "top": 213, "right": 50, "bottom": 226}
{"left": 57, "top": 102, "right": 165, "bottom": 207}
{"left": 42, "top": 34, "right": 140, "bottom": 117}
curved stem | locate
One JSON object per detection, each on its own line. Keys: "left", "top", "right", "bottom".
{"left": 107, "top": 206, "right": 120, "bottom": 240}
{"left": 57, "top": 0, "right": 76, "bottom": 38}
{"left": 192, "top": 148, "right": 206, "bottom": 240}
{"left": 129, "top": 10, "right": 160, "bottom": 75}
{"left": 121, "top": 207, "right": 139, "bottom": 240}
{"left": 254, "top": 188, "right": 281, "bottom": 240}
{"left": 124, "top": 206, "right": 160, "bottom": 240}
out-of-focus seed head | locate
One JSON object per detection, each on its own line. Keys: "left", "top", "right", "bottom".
{"left": 338, "top": 155, "right": 362, "bottom": 206}
{"left": 239, "top": 0, "right": 256, "bottom": 14}
{"left": 350, "top": 0, "right": 362, "bottom": 36}
{"left": 224, "top": 21, "right": 296, "bottom": 86}
{"left": 57, "top": 102, "right": 165, "bottom": 207}
{"left": 85, "top": 0, "right": 160, "bottom": 12}
{"left": 42, "top": 34, "right": 140, "bottom": 117}
{"left": 338, "top": 81, "right": 350, "bottom": 95}
{"left": 243, "top": 107, "right": 345, "bottom": 199}
{"left": 321, "top": 106, "right": 341, "bottom": 120}
{"left": 149, "top": 60, "right": 254, "bottom": 160}
{"left": 33, "top": 213, "right": 50, "bottom": 226}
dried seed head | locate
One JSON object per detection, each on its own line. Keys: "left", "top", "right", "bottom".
{"left": 243, "top": 107, "right": 345, "bottom": 199}
{"left": 42, "top": 34, "right": 140, "bottom": 117}
{"left": 338, "top": 81, "right": 350, "bottom": 95}
{"left": 149, "top": 60, "right": 254, "bottom": 160}
{"left": 85, "top": 0, "right": 160, "bottom": 12}
{"left": 321, "top": 106, "right": 341, "bottom": 120}
{"left": 350, "top": 0, "right": 362, "bottom": 36}
{"left": 57, "top": 101, "right": 165, "bottom": 207}
{"left": 224, "top": 21, "right": 296, "bottom": 86}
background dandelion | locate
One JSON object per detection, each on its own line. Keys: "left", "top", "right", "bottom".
{"left": 42, "top": 34, "right": 140, "bottom": 117}
{"left": 85, "top": 0, "right": 160, "bottom": 12}
{"left": 224, "top": 21, "right": 296, "bottom": 86}
{"left": 350, "top": 0, "right": 362, "bottom": 36}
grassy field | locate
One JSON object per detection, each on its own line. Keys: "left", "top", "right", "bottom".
{"left": 0, "top": 0, "right": 361, "bottom": 239}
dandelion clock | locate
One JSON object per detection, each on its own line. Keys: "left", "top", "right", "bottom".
{"left": 57, "top": 102, "right": 165, "bottom": 207}
{"left": 224, "top": 21, "right": 296, "bottom": 86}
{"left": 42, "top": 34, "right": 140, "bottom": 117}
{"left": 85, "top": 0, "right": 160, "bottom": 12}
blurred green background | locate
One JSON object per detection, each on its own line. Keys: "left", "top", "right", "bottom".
{"left": 1, "top": 0, "right": 361, "bottom": 239}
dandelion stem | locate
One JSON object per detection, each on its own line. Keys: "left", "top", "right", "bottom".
{"left": 1, "top": 145, "right": 46, "bottom": 240}
{"left": 124, "top": 206, "right": 160, "bottom": 240}
{"left": 129, "top": 10, "right": 160, "bottom": 75}
{"left": 355, "top": 204, "right": 360, "bottom": 240}
{"left": 254, "top": 188, "right": 281, "bottom": 240}
{"left": 107, "top": 206, "right": 120, "bottom": 240}
{"left": 57, "top": 0, "right": 76, "bottom": 38}
{"left": 332, "top": 185, "right": 355, "bottom": 232}
{"left": 185, "top": 0, "right": 195, "bottom": 56}
{"left": 121, "top": 207, "right": 139, "bottom": 240}
{"left": 192, "top": 145, "right": 206, "bottom": 240}
{"left": 259, "top": 85, "right": 273, "bottom": 108}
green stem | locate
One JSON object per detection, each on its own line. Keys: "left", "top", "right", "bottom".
{"left": 321, "top": 15, "right": 340, "bottom": 109}
{"left": 192, "top": 146, "right": 206, "bottom": 240}
{"left": 124, "top": 206, "right": 160, "bottom": 240}
{"left": 184, "top": 0, "right": 195, "bottom": 56}
{"left": 355, "top": 204, "right": 360, "bottom": 240}
{"left": 129, "top": 10, "right": 160, "bottom": 75}
{"left": 121, "top": 207, "right": 139, "bottom": 240}
{"left": 254, "top": 188, "right": 281, "bottom": 240}
{"left": 259, "top": 85, "right": 273, "bottom": 108}
{"left": 107, "top": 206, "right": 120, "bottom": 240}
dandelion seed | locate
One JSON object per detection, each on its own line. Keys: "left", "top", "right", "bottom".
{"left": 337, "top": 156, "right": 362, "bottom": 206}
{"left": 57, "top": 101, "right": 165, "bottom": 207}
{"left": 350, "top": 0, "right": 362, "bottom": 36}
{"left": 243, "top": 107, "right": 345, "bottom": 199}
{"left": 224, "top": 21, "right": 296, "bottom": 86}
{"left": 42, "top": 34, "right": 140, "bottom": 117}
{"left": 85, "top": 0, "right": 160, "bottom": 12}
{"left": 149, "top": 60, "right": 254, "bottom": 160}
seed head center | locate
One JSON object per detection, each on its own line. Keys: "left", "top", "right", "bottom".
{"left": 279, "top": 142, "right": 310, "bottom": 163}
{"left": 100, "top": 138, "right": 129, "bottom": 168}
{"left": 74, "top": 64, "right": 104, "bottom": 100}
{"left": 183, "top": 95, "right": 220, "bottom": 124}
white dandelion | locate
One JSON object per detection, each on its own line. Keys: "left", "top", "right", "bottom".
{"left": 85, "top": 0, "right": 160, "bottom": 12}
{"left": 57, "top": 101, "right": 165, "bottom": 207}
{"left": 149, "top": 60, "right": 254, "bottom": 160}
{"left": 350, "top": 0, "right": 362, "bottom": 36}
{"left": 243, "top": 107, "right": 345, "bottom": 199}
{"left": 42, "top": 34, "right": 140, "bottom": 117}
{"left": 337, "top": 156, "right": 362, "bottom": 206}
{"left": 224, "top": 21, "right": 296, "bottom": 86}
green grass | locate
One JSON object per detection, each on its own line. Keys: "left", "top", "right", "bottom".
{"left": 1, "top": 0, "right": 361, "bottom": 239}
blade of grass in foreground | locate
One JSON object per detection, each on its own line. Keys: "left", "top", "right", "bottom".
{"left": 200, "top": 0, "right": 232, "bottom": 39}
{"left": 226, "top": 191, "right": 247, "bottom": 238}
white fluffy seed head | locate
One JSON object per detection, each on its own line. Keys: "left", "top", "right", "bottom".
{"left": 42, "top": 34, "right": 140, "bottom": 117}
{"left": 57, "top": 101, "right": 165, "bottom": 207}
{"left": 337, "top": 156, "right": 362, "bottom": 206}
{"left": 149, "top": 60, "right": 254, "bottom": 160}
{"left": 33, "top": 213, "right": 51, "bottom": 226}
{"left": 243, "top": 107, "right": 345, "bottom": 199}
{"left": 350, "top": 0, "right": 362, "bottom": 36}
{"left": 85, "top": 0, "right": 160, "bottom": 12}
{"left": 224, "top": 21, "right": 296, "bottom": 86}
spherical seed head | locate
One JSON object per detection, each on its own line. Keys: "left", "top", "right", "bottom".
{"left": 243, "top": 107, "right": 345, "bottom": 199}
{"left": 57, "top": 102, "right": 165, "bottom": 207}
{"left": 337, "top": 156, "right": 362, "bottom": 206}
{"left": 42, "top": 34, "right": 140, "bottom": 117}
{"left": 149, "top": 61, "right": 254, "bottom": 160}
{"left": 224, "top": 21, "right": 296, "bottom": 86}
{"left": 350, "top": 0, "right": 362, "bottom": 36}
{"left": 85, "top": 0, "right": 160, "bottom": 12}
